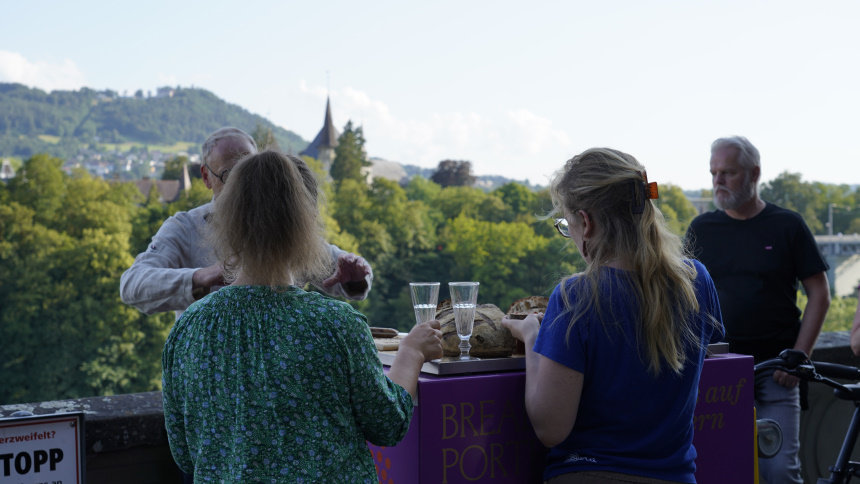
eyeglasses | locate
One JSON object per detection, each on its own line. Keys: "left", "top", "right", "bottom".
{"left": 554, "top": 218, "right": 571, "bottom": 238}
{"left": 205, "top": 164, "right": 230, "bottom": 184}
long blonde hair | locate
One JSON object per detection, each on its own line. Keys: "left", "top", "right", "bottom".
{"left": 207, "top": 151, "right": 331, "bottom": 287}
{"left": 550, "top": 148, "right": 712, "bottom": 376}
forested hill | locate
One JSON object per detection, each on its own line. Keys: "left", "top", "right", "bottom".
{"left": 0, "top": 83, "right": 308, "bottom": 159}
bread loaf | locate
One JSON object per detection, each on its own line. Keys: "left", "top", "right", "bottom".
{"left": 436, "top": 300, "right": 515, "bottom": 357}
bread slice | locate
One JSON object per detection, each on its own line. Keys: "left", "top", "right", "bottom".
{"left": 507, "top": 296, "right": 549, "bottom": 318}
{"left": 506, "top": 296, "right": 549, "bottom": 355}
{"left": 370, "top": 327, "right": 399, "bottom": 339}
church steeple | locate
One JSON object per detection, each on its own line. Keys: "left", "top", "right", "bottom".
{"left": 299, "top": 97, "right": 340, "bottom": 171}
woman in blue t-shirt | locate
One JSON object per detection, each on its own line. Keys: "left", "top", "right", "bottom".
{"left": 502, "top": 148, "right": 724, "bottom": 484}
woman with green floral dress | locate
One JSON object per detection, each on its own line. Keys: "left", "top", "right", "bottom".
{"left": 162, "top": 151, "right": 442, "bottom": 483}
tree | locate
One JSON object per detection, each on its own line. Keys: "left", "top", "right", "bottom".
{"left": 251, "top": 123, "right": 280, "bottom": 152}
{"left": 161, "top": 155, "right": 189, "bottom": 180}
{"left": 405, "top": 176, "right": 442, "bottom": 204}
{"left": 330, "top": 121, "right": 370, "bottom": 183}
{"left": 0, "top": 157, "right": 174, "bottom": 403}
{"left": 168, "top": 178, "right": 213, "bottom": 216}
{"left": 435, "top": 185, "right": 490, "bottom": 221}
{"left": 654, "top": 184, "right": 699, "bottom": 236}
{"left": 440, "top": 215, "right": 579, "bottom": 308}
{"left": 5, "top": 154, "right": 66, "bottom": 226}
{"left": 493, "top": 182, "right": 538, "bottom": 223}
{"left": 431, "top": 160, "right": 476, "bottom": 187}
{"left": 760, "top": 172, "right": 824, "bottom": 233}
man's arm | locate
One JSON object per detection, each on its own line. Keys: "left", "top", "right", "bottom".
{"left": 795, "top": 271, "right": 831, "bottom": 357}
{"left": 120, "top": 211, "right": 214, "bottom": 315}
{"left": 774, "top": 271, "right": 831, "bottom": 388}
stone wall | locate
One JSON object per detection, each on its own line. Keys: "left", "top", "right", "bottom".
{"left": 0, "top": 392, "right": 182, "bottom": 484}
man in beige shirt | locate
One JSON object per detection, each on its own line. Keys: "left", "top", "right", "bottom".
{"left": 121, "top": 127, "right": 372, "bottom": 320}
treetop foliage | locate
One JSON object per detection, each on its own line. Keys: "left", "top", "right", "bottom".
{"left": 330, "top": 121, "right": 371, "bottom": 183}
{"left": 252, "top": 123, "right": 281, "bottom": 152}
{"left": 431, "top": 159, "right": 476, "bottom": 187}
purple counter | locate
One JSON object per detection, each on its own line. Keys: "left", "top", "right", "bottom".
{"left": 369, "top": 352, "right": 753, "bottom": 484}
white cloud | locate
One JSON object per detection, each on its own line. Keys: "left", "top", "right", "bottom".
{"left": 156, "top": 72, "right": 179, "bottom": 86}
{"left": 299, "top": 81, "right": 571, "bottom": 180}
{"left": 299, "top": 79, "right": 328, "bottom": 99}
{"left": 0, "top": 51, "right": 87, "bottom": 91}
{"left": 504, "top": 109, "right": 571, "bottom": 155}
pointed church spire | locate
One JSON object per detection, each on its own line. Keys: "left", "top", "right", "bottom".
{"left": 300, "top": 96, "right": 340, "bottom": 163}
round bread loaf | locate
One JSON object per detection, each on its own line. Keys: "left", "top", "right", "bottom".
{"left": 436, "top": 300, "right": 515, "bottom": 357}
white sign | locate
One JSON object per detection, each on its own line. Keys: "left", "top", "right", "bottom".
{"left": 0, "top": 413, "right": 84, "bottom": 484}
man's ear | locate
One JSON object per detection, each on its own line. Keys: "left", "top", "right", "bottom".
{"left": 201, "top": 164, "right": 214, "bottom": 189}
{"left": 750, "top": 166, "right": 761, "bottom": 184}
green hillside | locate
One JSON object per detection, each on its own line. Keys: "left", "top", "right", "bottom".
{"left": 0, "top": 83, "right": 308, "bottom": 159}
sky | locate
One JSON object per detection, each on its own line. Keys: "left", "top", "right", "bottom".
{"left": 1, "top": 0, "right": 858, "bottom": 191}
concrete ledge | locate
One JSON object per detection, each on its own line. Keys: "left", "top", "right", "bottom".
{"left": 810, "top": 330, "right": 854, "bottom": 364}
{"left": 0, "top": 391, "right": 167, "bottom": 454}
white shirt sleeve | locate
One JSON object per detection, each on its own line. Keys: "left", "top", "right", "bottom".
{"left": 119, "top": 210, "right": 203, "bottom": 316}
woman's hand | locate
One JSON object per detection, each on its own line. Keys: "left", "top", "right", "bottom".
{"left": 400, "top": 320, "right": 443, "bottom": 362}
{"left": 501, "top": 312, "right": 543, "bottom": 345}
{"left": 389, "top": 321, "right": 443, "bottom": 399}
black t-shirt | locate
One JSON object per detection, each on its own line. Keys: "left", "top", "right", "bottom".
{"left": 686, "top": 202, "right": 829, "bottom": 361}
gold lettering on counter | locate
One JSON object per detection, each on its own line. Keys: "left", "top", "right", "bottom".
{"left": 440, "top": 398, "right": 536, "bottom": 481}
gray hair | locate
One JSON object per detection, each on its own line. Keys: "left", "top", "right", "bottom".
{"left": 201, "top": 127, "right": 258, "bottom": 166}
{"left": 711, "top": 136, "right": 760, "bottom": 171}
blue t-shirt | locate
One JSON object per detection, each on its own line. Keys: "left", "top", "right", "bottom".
{"left": 533, "top": 260, "right": 724, "bottom": 483}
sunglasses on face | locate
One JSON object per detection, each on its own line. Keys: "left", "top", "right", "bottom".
{"left": 555, "top": 218, "right": 571, "bottom": 238}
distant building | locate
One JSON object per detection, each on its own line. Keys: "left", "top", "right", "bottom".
{"left": 299, "top": 97, "right": 339, "bottom": 172}
{"left": 364, "top": 157, "right": 408, "bottom": 185}
{"left": 156, "top": 87, "right": 175, "bottom": 98}
{"left": 0, "top": 159, "right": 15, "bottom": 181}
{"left": 132, "top": 160, "right": 192, "bottom": 203}
{"left": 688, "top": 197, "right": 713, "bottom": 215}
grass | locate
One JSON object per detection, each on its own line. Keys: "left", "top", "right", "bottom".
{"left": 37, "top": 135, "right": 61, "bottom": 144}
{"left": 98, "top": 141, "right": 197, "bottom": 153}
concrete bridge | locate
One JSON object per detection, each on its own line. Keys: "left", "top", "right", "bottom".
{"left": 816, "top": 234, "right": 860, "bottom": 296}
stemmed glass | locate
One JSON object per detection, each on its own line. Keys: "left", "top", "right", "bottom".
{"left": 410, "top": 282, "right": 440, "bottom": 326}
{"left": 448, "top": 282, "right": 480, "bottom": 360}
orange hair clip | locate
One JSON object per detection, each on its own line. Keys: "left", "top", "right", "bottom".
{"left": 642, "top": 171, "right": 659, "bottom": 200}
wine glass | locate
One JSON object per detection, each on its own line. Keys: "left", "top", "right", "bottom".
{"left": 448, "top": 282, "right": 480, "bottom": 360}
{"left": 409, "top": 282, "right": 440, "bottom": 326}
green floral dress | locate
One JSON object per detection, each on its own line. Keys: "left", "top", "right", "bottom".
{"left": 162, "top": 285, "right": 413, "bottom": 483}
